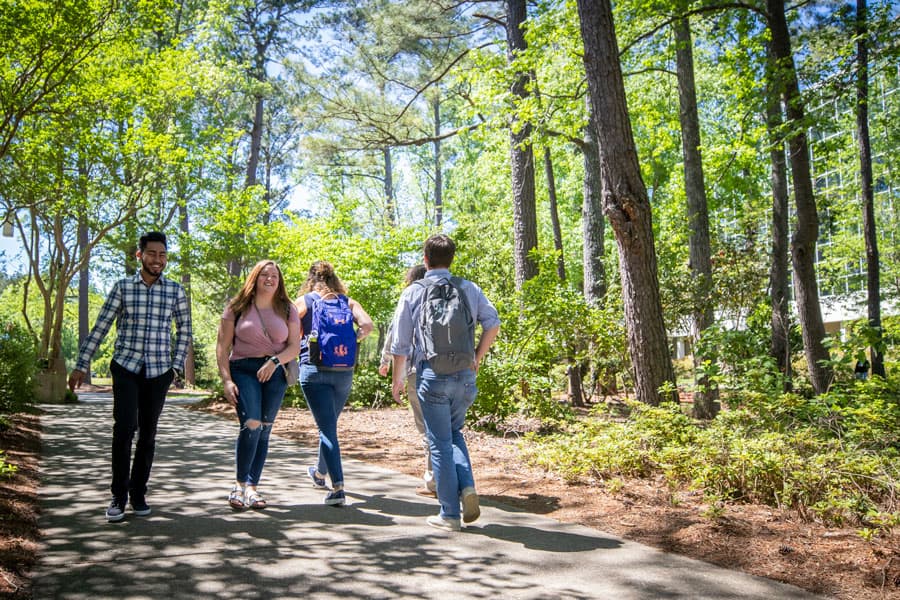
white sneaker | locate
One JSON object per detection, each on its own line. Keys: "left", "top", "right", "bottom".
{"left": 461, "top": 487, "right": 480, "bottom": 524}
{"left": 422, "top": 471, "right": 437, "bottom": 493}
{"left": 426, "top": 514, "right": 461, "bottom": 532}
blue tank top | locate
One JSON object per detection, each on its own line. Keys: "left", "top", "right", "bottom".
{"left": 298, "top": 292, "right": 318, "bottom": 365}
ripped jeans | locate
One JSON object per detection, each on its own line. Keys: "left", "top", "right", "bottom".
{"left": 231, "top": 357, "right": 288, "bottom": 486}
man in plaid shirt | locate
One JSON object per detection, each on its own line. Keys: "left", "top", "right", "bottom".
{"left": 68, "top": 231, "right": 193, "bottom": 522}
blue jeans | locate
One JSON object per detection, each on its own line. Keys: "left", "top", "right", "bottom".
{"left": 300, "top": 364, "right": 354, "bottom": 488}
{"left": 416, "top": 362, "right": 478, "bottom": 520}
{"left": 231, "top": 357, "right": 288, "bottom": 486}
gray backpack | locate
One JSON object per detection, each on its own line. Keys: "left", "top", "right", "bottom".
{"left": 416, "top": 276, "right": 475, "bottom": 374}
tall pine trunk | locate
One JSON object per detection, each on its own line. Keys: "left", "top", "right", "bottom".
{"left": 506, "top": 0, "right": 538, "bottom": 288}
{"left": 544, "top": 147, "right": 566, "bottom": 282}
{"left": 856, "top": 0, "right": 884, "bottom": 378}
{"left": 767, "top": 0, "right": 832, "bottom": 394}
{"left": 766, "top": 43, "right": 792, "bottom": 389}
{"left": 77, "top": 217, "right": 90, "bottom": 385}
{"left": 576, "top": 0, "right": 677, "bottom": 406}
{"left": 432, "top": 95, "right": 443, "bottom": 227}
{"left": 383, "top": 146, "right": 396, "bottom": 227}
{"left": 178, "top": 195, "right": 195, "bottom": 386}
{"left": 581, "top": 103, "right": 606, "bottom": 304}
{"left": 674, "top": 17, "right": 717, "bottom": 418}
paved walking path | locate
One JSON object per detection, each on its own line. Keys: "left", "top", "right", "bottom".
{"left": 33, "top": 394, "right": 823, "bottom": 599}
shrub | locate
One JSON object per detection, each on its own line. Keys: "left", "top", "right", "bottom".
{"left": 0, "top": 451, "right": 16, "bottom": 477}
{"left": 347, "top": 365, "right": 392, "bottom": 408}
{"left": 520, "top": 383, "right": 900, "bottom": 533}
{"left": 0, "top": 321, "right": 38, "bottom": 415}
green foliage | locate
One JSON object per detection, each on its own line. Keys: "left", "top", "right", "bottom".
{"left": 347, "top": 364, "right": 392, "bottom": 409}
{"left": 0, "top": 450, "right": 16, "bottom": 478}
{"left": 460, "top": 247, "right": 625, "bottom": 430}
{"left": 693, "top": 301, "right": 794, "bottom": 398}
{"left": 523, "top": 380, "right": 900, "bottom": 532}
{"left": 821, "top": 319, "right": 889, "bottom": 386}
{"left": 0, "top": 321, "right": 38, "bottom": 414}
{"left": 282, "top": 383, "right": 306, "bottom": 409}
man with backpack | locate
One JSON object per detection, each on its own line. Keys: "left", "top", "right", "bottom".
{"left": 390, "top": 234, "right": 500, "bottom": 532}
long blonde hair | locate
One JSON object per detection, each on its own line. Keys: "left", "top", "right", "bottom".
{"left": 228, "top": 260, "right": 292, "bottom": 321}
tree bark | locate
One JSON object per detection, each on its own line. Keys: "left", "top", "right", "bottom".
{"left": 506, "top": 0, "right": 538, "bottom": 288}
{"left": 77, "top": 218, "right": 91, "bottom": 384}
{"left": 567, "top": 362, "right": 585, "bottom": 407}
{"left": 544, "top": 147, "right": 566, "bottom": 282}
{"left": 856, "top": 0, "right": 884, "bottom": 378}
{"left": 767, "top": 0, "right": 832, "bottom": 394}
{"left": 383, "top": 146, "right": 396, "bottom": 226}
{"left": 582, "top": 103, "right": 606, "bottom": 304}
{"left": 432, "top": 95, "right": 443, "bottom": 227}
{"left": 576, "top": 0, "right": 677, "bottom": 406}
{"left": 766, "top": 44, "right": 792, "bottom": 389}
{"left": 178, "top": 197, "right": 196, "bottom": 386}
{"left": 674, "top": 17, "right": 717, "bottom": 418}
{"left": 77, "top": 156, "right": 91, "bottom": 385}
{"left": 228, "top": 92, "right": 265, "bottom": 279}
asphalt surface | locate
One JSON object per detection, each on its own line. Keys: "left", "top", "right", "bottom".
{"left": 32, "top": 393, "right": 824, "bottom": 599}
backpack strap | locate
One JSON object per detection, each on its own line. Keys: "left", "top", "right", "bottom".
{"left": 448, "top": 276, "right": 474, "bottom": 324}
{"left": 415, "top": 276, "right": 473, "bottom": 319}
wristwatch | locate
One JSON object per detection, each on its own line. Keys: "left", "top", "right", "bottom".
{"left": 269, "top": 356, "right": 280, "bottom": 366}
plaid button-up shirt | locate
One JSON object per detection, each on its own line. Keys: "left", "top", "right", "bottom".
{"left": 75, "top": 272, "right": 193, "bottom": 379}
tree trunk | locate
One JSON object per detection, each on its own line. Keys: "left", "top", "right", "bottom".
{"left": 432, "top": 95, "right": 443, "bottom": 227}
{"left": 506, "top": 0, "right": 538, "bottom": 288}
{"left": 581, "top": 103, "right": 606, "bottom": 304}
{"left": 246, "top": 95, "right": 264, "bottom": 188}
{"left": 77, "top": 158, "right": 91, "bottom": 385}
{"left": 179, "top": 197, "right": 196, "bottom": 386}
{"left": 383, "top": 146, "right": 396, "bottom": 226}
{"left": 766, "top": 42, "right": 792, "bottom": 390}
{"left": 575, "top": 0, "right": 677, "bottom": 406}
{"left": 856, "top": 0, "right": 884, "bottom": 378}
{"left": 567, "top": 361, "right": 585, "bottom": 407}
{"left": 78, "top": 219, "right": 91, "bottom": 384}
{"left": 544, "top": 147, "right": 566, "bottom": 282}
{"left": 229, "top": 58, "right": 266, "bottom": 279}
{"left": 674, "top": 17, "right": 717, "bottom": 418}
{"left": 767, "top": 0, "right": 832, "bottom": 394}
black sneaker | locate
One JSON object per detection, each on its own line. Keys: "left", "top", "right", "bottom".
{"left": 130, "top": 497, "right": 151, "bottom": 516}
{"left": 324, "top": 490, "right": 345, "bottom": 506}
{"left": 106, "top": 497, "right": 126, "bottom": 522}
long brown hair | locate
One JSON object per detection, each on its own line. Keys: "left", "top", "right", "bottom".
{"left": 299, "top": 260, "right": 347, "bottom": 296}
{"left": 228, "top": 260, "right": 292, "bottom": 321}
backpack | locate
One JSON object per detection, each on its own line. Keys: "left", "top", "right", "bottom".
{"left": 416, "top": 276, "right": 475, "bottom": 374}
{"left": 308, "top": 293, "right": 358, "bottom": 370}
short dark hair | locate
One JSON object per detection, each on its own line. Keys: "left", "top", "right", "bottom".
{"left": 139, "top": 231, "right": 167, "bottom": 251}
{"left": 424, "top": 234, "right": 455, "bottom": 268}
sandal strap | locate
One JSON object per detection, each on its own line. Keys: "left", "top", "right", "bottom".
{"left": 229, "top": 485, "right": 245, "bottom": 506}
{"left": 246, "top": 490, "right": 266, "bottom": 507}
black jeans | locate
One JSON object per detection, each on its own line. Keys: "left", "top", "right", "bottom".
{"left": 109, "top": 360, "right": 174, "bottom": 502}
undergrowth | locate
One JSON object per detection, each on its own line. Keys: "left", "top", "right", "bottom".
{"left": 521, "top": 376, "right": 900, "bottom": 536}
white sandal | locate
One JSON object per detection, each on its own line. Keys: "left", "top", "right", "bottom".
{"left": 246, "top": 489, "right": 267, "bottom": 509}
{"left": 228, "top": 484, "right": 245, "bottom": 510}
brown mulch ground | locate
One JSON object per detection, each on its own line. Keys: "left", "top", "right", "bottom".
{"left": 0, "top": 411, "right": 41, "bottom": 600}
{"left": 2, "top": 393, "right": 899, "bottom": 599}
